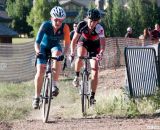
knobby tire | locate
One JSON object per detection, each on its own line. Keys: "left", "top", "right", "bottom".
{"left": 42, "top": 73, "right": 52, "bottom": 123}
{"left": 81, "top": 72, "right": 89, "bottom": 116}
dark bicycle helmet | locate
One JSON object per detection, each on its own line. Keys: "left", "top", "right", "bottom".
{"left": 87, "top": 9, "right": 101, "bottom": 21}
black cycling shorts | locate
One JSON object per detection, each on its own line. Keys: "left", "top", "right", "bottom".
{"left": 78, "top": 39, "right": 100, "bottom": 57}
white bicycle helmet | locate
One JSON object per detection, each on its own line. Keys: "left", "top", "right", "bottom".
{"left": 50, "top": 6, "right": 66, "bottom": 19}
{"left": 127, "top": 27, "right": 132, "bottom": 32}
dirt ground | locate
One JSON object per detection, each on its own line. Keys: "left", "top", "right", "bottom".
{"left": 1, "top": 67, "right": 160, "bottom": 130}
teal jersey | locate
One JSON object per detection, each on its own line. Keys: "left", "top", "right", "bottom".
{"left": 35, "top": 20, "right": 64, "bottom": 49}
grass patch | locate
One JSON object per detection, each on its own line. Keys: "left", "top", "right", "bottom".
{"left": 12, "top": 38, "right": 34, "bottom": 44}
{"left": 1, "top": 77, "right": 160, "bottom": 121}
{"left": 94, "top": 88, "right": 159, "bottom": 118}
{"left": 0, "top": 81, "right": 34, "bottom": 121}
{"left": 49, "top": 79, "right": 158, "bottom": 118}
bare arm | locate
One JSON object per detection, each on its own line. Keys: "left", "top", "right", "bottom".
{"left": 63, "top": 24, "right": 71, "bottom": 56}
{"left": 70, "top": 32, "right": 81, "bottom": 55}
{"left": 95, "top": 24, "right": 106, "bottom": 55}
{"left": 34, "top": 43, "right": 40, "bottom": 55}
{"left": 99, "top": 37, "right": 106, "bottom": 55}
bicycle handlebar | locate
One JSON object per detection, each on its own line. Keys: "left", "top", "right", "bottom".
{"left": 78, "top": 56, "right": 98, "bottom": 60}
{"left": 36, "top": 53, "right": 59, "bottom": 60}
{"left": 78, "top": 56, "right": 101, "bottom": 67}
{"left": 35, "top": 53, "right": 67, "bottom": 71}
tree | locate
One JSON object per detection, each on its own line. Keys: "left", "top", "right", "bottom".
{"left": 6, "top": 0, "right": 33, "bottom": 37}
{"left": 74, "top": 7, "right": 85, "bottom": 22}
{"left": 111, "top": 0, "right": 128, "bottom": 37}
{"left": 27, "top": 0, "right": 59, "bottom": 36}
{"left": 127, "top": 0, "right": 160, "bottom": 37}
{"left": 126, "top": 0, "right": 142, "bottom": 37}
{"left": 102, "top": 0, "right": 113, "bottom": 36}
{"left": 150, "top": 0, "right": 160, "bottom": 26}
{"left": 88, "top": 1, "right": 96, "bottom": 9}
{"left": 102, "top": 0, "right": 160, "bottom": 37}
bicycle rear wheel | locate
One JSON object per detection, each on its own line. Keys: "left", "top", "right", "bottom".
{"left": 41, "top": 73, "right": 52, "bottom": 123}
{"left": 81, "top": 72, "right": 89, "bottom": 116}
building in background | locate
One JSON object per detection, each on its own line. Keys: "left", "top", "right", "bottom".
{"left": 0, "top": 0, "right": 18, "bottom": 43}
{"left": 59, "top": 0, "right": 93, "bottom": 24}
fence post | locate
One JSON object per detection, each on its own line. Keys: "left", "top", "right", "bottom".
{"left": 116, "top": 38, "right": 121, "bottom": 67}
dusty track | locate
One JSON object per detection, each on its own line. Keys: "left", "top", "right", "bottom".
{"left": 1, "top": 67, "right": 160, "bottom": 130}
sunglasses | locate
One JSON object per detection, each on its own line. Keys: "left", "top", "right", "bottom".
{"left": 51, "top": 17, "right": 64, "bottom": 23}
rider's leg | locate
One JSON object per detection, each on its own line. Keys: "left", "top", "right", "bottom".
{"left": 73, "top": 46, "right": 87, "bottom": 87}
{"left": 33, "top": 46, "right": 48, "bottom": 109}
{"left": 33, "top": 64, "right": 46, "bottom": 109}
{"left": 90, "top": 59, "right": 99, "bottom": 104}
{"left": 51, "top": 46, "right": 62, "bottom": 96}
{"left": 34, "top": 64, "right": 46, "bottom": 98}
{"left": 52, "top": 50, "right": 62, "bottom": 82}
{"left": 75, "top": 46, "right": 87, "bottom": 72}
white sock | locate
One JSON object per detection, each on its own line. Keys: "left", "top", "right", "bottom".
{"left": 75, "top": 76, "right": 79, "bottom": 79}
{"left": 35, "top": 95, "right": 39, "bottom": 98}
{"left": 52, "top": 81, "right": 57, "bottom": 87}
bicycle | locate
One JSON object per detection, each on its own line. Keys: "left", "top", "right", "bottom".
{"left": 78, "top": 55, "right": 99, "bottom": 116}
{"left": 35, "top": 53, "right": 66, "bottom": 123}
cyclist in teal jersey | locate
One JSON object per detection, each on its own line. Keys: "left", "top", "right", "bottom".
{"left": 32, "top": 6, "right": 70, "bottom": 109}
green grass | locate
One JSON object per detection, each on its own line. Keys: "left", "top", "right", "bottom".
{"left": 0, "top": 81, "right": 34, "bottom": 121}
{"left": 12, "top": 38, "right": 34, "bottom": 44}
{"left": 0, "top": 77, "right": 160, "bottom": 121}
{"left": 94, "top": 88, "right": 160, "bottom": 118}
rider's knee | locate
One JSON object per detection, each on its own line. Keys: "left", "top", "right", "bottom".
{"left": 91, "top": 68, "right": 98, "bottom": 77}
{"left": 36, "top": 67, "right": 45, "bottom": 77}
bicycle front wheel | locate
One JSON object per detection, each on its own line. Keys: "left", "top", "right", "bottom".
{"left": 42, "top": 73, "right": 52, "bottom": 123}
{"left": 81, "top": 72, "right": 89, "bottom": 116}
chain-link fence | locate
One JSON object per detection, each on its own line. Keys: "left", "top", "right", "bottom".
{"left": 0, "top": 38, "right": 155, "bottom": 82}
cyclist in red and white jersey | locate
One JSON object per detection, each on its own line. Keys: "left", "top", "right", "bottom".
{"left": 70, "top": 9, "right": 106, "bottom": 105}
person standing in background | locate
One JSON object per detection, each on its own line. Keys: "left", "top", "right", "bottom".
{"left": 151, "top": 23, "right": 160, "bottom": 44}
{"left": 70, "top": 22, "right": 78, "bottom": 40}
{"left": 125, "top": 27, "right": 133, "bottom": 38}
{"left": 139, "top": 28, "right": 152, "bottom": 46}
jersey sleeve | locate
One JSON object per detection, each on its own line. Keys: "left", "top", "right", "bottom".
{"left": 63, "top": 24, "right": 70, "bottom": 45}
{"left": 95, "top": 24, "right": 105, "bottom": 38}
{"left": 76, "top": 21, "right": 86, "bottom": 34}
{"left": 35, "top": 22, "right": 47, "bottom": 45}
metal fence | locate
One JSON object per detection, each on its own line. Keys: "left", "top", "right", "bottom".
{"left": 0, "top": 38, "right": 156, "bottom": 82}
{"left": 124, "top": 46, "right": 159, "bottom": 98}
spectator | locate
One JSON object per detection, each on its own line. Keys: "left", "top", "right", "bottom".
{"left": 151, "top": 23, "right": 160, "bottom": 43}
{"left": 70, "top": 22, "right": 78, "bottom": 40}
{"left": 125, "top": 27, "right": 133, "bottom": 38}
{"left": 139, "top": 28, "right": 152, "bottom": 46}
{"left": 139, "top": 28, "right": 152, "bottom": 40}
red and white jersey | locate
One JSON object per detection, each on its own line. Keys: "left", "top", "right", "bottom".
{"left": 76, "top": 21, "right": 105, "bottom": 41}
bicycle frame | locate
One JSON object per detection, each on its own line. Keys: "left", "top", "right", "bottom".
{"left": 41, "top": 55, "right": 57, "bottom": 123}
{"left": 35, "top": 53, "right": 66, "bottom": 123}
{"left": 79, "top": 56, "right": 92, "bottom": 116}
